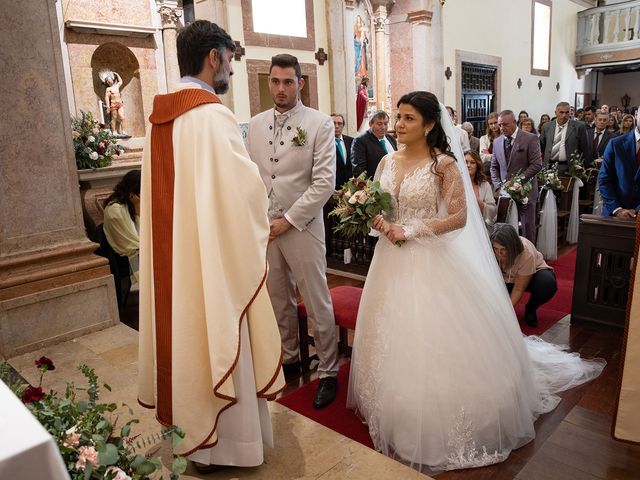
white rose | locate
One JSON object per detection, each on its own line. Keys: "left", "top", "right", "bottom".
{"left": 522, "top": 197, "right": 529, "bottom": 205}
{"left": 89, "top": 151, "right": 99, "bottom": 160}
{"left": 348, "top": 195, "right": 358, "bottom": 205}
{"left": 87, "top": 135, "right": 95, "bottom": 142}
{"left": 352, "top": 190, "right": 369, "bottom": 204}
{"left": 85, "top": 147, "right": 92, "bottom": 154}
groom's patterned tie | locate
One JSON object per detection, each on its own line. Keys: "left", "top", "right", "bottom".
{"left": 551, "top": 124, "right": 564, "bottom": 161}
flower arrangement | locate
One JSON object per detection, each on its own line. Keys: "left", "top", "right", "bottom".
{"left": 537, "top": 164, "right": 563, "bottom": 191}
{"left": 329, "top": 172, "right": 392, "bottom": 237}
{"left": 1, "top": 357, "right": 186, "bottom": 480}
{"left": 568, "top": 150, "right": 587, "bottom": 180}
{"left": 72, "top": 111, "right": 126, "bottom": 169}
{"left": 500, "top": 171, "right": 533, "bottom": 205}
{"left": 292, "top": 127, "right": 307, "bottom": 146}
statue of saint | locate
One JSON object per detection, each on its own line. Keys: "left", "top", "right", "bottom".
{"left": 100, "top": 70, "right": 128, "bottom": 137}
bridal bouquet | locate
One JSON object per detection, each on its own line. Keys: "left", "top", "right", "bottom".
{"left": 329, "top": 173, "right": 392, "bottom": 237}
{"left": 537, "top": 165, "right": 563, "bottom": 191}
{"left": 568, "top": 150, "right": 587, "bottom": 180}
{"left": 500, "top": 171, "right": 533, "bottom": 205}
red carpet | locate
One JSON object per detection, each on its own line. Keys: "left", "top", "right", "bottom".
{"left": 277, "top": 249, "right": 579, "bottom": 450}
{"left": 515, "top": 248, "right": 576, "bottom": 335}
{"left": 277, "top": 363, "right": 373, "bottom": 449}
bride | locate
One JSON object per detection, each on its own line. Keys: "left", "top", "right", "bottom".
{"left": 346, "top": 91, "right": 604, "bottom": 473}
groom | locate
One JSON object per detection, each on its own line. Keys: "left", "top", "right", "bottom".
{"left": 247, "top": 54, "right": 339, "bottom": 409}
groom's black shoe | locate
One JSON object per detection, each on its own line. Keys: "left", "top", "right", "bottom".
{"left": 313, "top": 377, "right": 338, "bottom": 409}
{"left": 282, "top": 361, "right": 301, "bottom": 378}
{"left": 524, "top": 307, "right": 538, "bottom": 328}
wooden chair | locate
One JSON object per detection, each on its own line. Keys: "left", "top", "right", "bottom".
{"left": 297, "top": 285, "right": 363, "bottom": 372}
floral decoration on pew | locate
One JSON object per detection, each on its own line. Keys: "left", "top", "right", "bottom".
{"left": 0, "top": 357, "right": 186, "bottom": 480}
{"left": 537, "top": 165, "right": 563, "bottom": 191}
{"left": 500, "top": 171, "right": 533, "bottom": 205}
{"left": 568, "top": 151, "right": 587, "bottom": 181}
{"left": 329, "top": 172, "right": 392, "bottom": 238}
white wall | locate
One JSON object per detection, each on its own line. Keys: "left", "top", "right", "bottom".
{"left": 226, "top": 0, "right": 332, "bottom": 123}
{"left": 442, "top": 0, "right": 590, "bottom": 123}
{"left": 599, "top": 71, "right": 640, "bottom": 110}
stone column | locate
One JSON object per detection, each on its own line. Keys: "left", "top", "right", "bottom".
{"left": 408, "top": 10, "right": 432, "bottom": 92}
{"left": 429, "top": 1, "right": 444, "bottom": 100}
{"left": 158, "top": 3, "right": 182, "bottom": 92}
{"left": 373, "top": 5, "right": 389, "bottom": 112}
{"left": 0, "top": 0, "right": 118, "bottom": 357}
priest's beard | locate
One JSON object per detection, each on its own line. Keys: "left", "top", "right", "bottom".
{"left": 212, "top": 70, "right": 230, "bottom": 95}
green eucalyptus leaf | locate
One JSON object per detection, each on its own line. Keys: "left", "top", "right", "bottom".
{"left": 172, "top": 456, "right": 188, "bottom": 475}
{"left": 98, "top": 443, "right": 119, "bottom": 466}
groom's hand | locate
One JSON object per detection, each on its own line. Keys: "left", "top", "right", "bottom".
{"left": 269, "top": 218, "right": 292, "bottom": 240}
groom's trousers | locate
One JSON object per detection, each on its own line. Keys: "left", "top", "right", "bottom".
{"left": 266, "top": 228, "right": 339, "bottom": 379}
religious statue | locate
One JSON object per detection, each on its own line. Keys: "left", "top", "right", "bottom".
{"left": 99, "top": 70, "right": 129, "bottom": 137}
{"left": 356, "top": 76, "right": 369, "bottom": 131}
{"left": 354, "top": 15, "right": 369, "bottom": 78}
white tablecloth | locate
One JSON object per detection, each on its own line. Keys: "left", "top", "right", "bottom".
{"left": 0, "top": 380, "right": 69, "bottom": 479}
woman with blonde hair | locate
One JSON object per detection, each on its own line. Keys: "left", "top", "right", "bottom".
{"left": 619, "top": 113, "right": 635, "bottom": 135}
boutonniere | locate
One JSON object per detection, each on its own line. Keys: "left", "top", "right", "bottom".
{"left": 292, "top": 127, "right": 307, "bottom": 146}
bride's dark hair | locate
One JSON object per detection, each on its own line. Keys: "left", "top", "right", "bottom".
{"left": 397, "top": 91, "right": 453, "bottom": 178}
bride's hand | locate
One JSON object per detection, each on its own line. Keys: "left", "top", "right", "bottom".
{"left": 385, "top": 224, "right": 407, "bottom": 243}
{"left": 372, "top": 214, "right": 389, "bottom": 233}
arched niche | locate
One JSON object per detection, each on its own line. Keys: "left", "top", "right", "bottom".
{"left": 91, "top": 43, "right": 145, "bottom": 138}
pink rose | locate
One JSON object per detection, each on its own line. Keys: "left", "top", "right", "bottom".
{"left": 352, "top": 190, "right": 369, "bottom": 204}
{"left": 63, "top": 431, "right": 80, "bottom": 448}
{"left": 75, "top": 445, "right": 99, "bottom": 471}
{"left": 72, "top": 131, "right": 81, "bottom": 138}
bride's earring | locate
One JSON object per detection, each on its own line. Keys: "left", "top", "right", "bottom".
{"left": 424, "top": 129, "right": 430, "bottom": 137}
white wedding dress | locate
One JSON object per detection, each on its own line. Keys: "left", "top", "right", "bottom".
{"left": 347, "top": 146, "right": 605, "bottom": 473}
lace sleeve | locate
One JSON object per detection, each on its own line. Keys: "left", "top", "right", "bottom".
{"left": 403, "top": 157, "right": 467, "bottom": 240}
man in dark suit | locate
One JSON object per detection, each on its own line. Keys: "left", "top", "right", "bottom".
{"left": 351, "top": 110, "right": 397, "bottom": 178}
{"left": 583, "top": 105, "right": 596, "bottom": 129}
{"left": 540, "top": 101, "right": 592, "bottom": 172}
{"left": 588, "top": 110, "right": 615, "bottom": 161}
{"left": 598, "top": 108, "right": 640, "bottom": 218}
{"left": 331, "top": 113, "right": 353, "bottom": 188}
{"left": 490, "top": 110, "right": 543, "bottom": 243}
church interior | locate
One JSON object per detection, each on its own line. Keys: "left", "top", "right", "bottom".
{"left": 2, "top": 0, "right": 640, "bottom": 478}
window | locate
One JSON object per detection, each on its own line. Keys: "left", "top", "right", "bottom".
{"left": 183, "top": 0, "right": 195, "bottom": 25}
{"left": 251, "top": 0, "right": 307, "bottom": 38}
{"left": 531, "top": 0, "right": 552, "bottom": 76}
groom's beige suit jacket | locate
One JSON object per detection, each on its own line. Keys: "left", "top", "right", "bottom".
{"left": 246, "top": 101, "right": 336, "bottom": 242}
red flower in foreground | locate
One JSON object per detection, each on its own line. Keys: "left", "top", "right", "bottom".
{"left": 357, "top": 181, "right": 366, "bottom": 188}
{"left": 21, "top": 386, "right": 46, "bottom": 403}
{"left": 35, "top": 356, "right": 55, "bottom": 371}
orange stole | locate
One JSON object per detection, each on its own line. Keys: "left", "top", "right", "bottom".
{"left": 148, "top": 89, "right": 221, "bottom": 425}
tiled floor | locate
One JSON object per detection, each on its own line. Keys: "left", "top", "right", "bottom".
{"left": 8, "top": 323, "right": 430, "bottom": 480}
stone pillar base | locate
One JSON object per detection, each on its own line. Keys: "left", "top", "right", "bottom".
{"left": 0, "top": 242, "right": 119, "bottom": 358}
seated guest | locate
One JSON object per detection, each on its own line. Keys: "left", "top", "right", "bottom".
{"left": 480, "top": 111, "right": 500, "bottom": 167}
{"left": 607, "top": 114, "right": 619, "bottom": 134}
{"left": 598, "top": 107, "right": 640, "bottom": 218}
{"left": 445, "top": 106, "right": 471, "bottom": 151}
{"left": 351, "top": 110, "right": 397, "bottom": 178}
{"left": 538, "top": 114, "right": 551, "bottom": 135}
{"left": 461, "top": 121, "right": 480, "bottom": 153}
{"left": 619, "top": 114, "right": 635, "bottom": 136}
{"left": 102, "top": 170, "right": 141, "bottom": 282}
{"left": 517, "top": 110, "right": 529, "bottom": 126}
{"left": 490, "top": 223, "right": 557, "bottom": 327}
{"left": 520, "top": 117, "right": 536, "bottom": 135}
{"left": 465, "top": 150, "right": 497, "bottom": 225}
